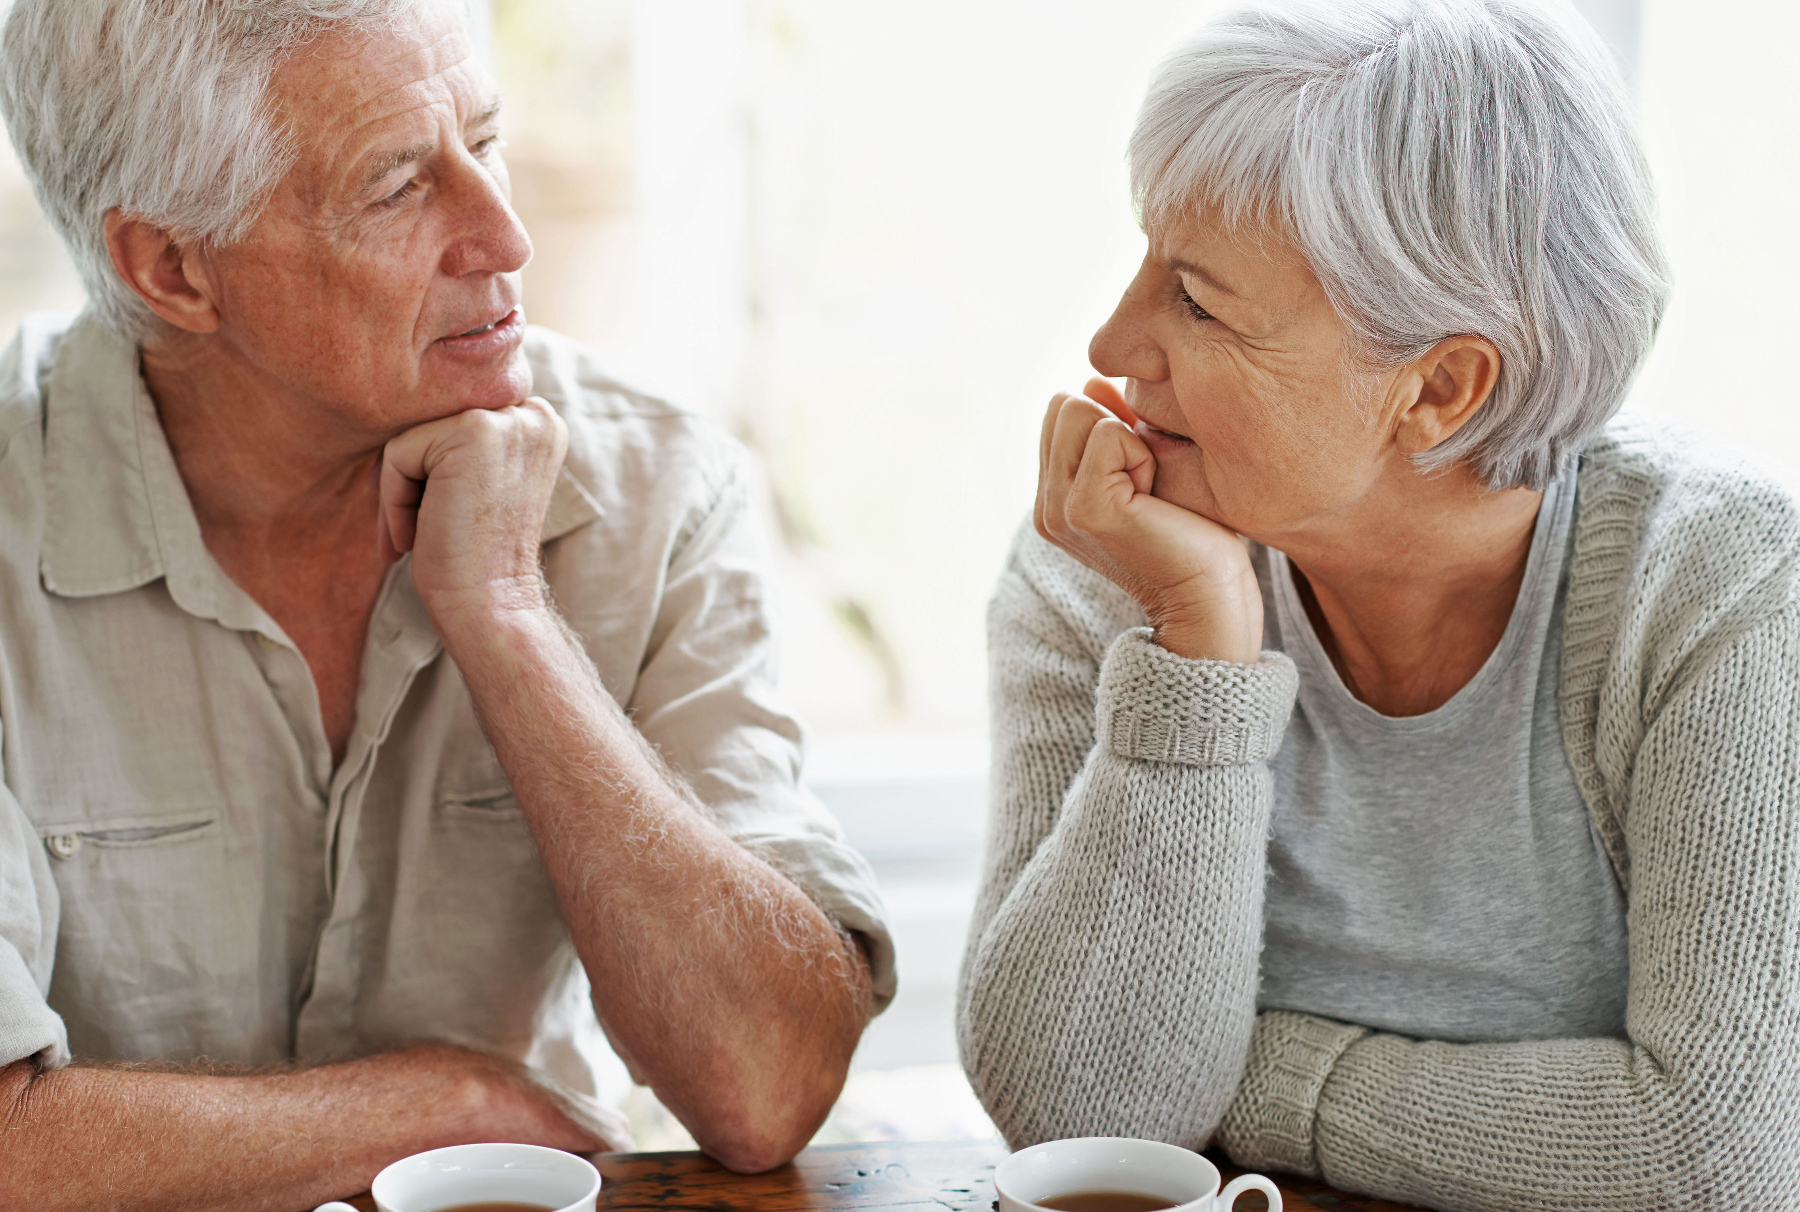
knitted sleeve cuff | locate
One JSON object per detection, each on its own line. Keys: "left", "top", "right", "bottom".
{"left": 1217, "top": 1010, "right": 1371, "bottom": 1177}
{"left": 1095, "top": 629, "right": 1298, "bottom": 766}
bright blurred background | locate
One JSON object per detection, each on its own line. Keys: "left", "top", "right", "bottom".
{"left": 0, "top": 0, "right": 1793, "bottom": 1146}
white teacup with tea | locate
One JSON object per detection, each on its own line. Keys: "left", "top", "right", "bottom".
{"left": 995, "top": 1137, "right": 1282, "bottom": 1212}
{"left": 312, "top": 1142, "right": 601, "bottom": 1212}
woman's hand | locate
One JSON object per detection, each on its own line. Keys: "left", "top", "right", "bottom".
{"left": 1035, "top": 378, "right": 1263, "bottom": 663}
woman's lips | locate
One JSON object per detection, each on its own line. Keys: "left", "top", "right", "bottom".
{"left": 1135, "top": 419, "right": 1196, "bottom": 454}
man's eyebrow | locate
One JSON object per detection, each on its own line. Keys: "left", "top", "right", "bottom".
{"left": 358, "top": 141, "right": 435, "bottom": 196}
{"left": 355, "top": 100, "right": 504, "bottom": 197}
{"left": 1167, "top": 257, "right": 1244, "bottom": 299}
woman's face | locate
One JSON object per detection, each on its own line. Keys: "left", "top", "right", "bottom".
{"left": 1089, "top": 204, "right": 1409, "bottom": 548}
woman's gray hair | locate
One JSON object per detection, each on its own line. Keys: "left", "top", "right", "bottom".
{"left": 0, "top": 0, "right": 424, "bottom": 340}
{"left": 1130, "top": 0, "right": 1669, "bottom": 490}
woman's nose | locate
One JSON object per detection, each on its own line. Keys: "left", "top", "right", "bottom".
{"left": 1088, "top": 272, "right": 1169, "bottom": 383}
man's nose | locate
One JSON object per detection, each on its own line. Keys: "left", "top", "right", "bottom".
{"left": 441, "top": 161, "right": 534, "bottom": 279}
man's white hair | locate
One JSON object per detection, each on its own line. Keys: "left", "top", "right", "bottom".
{"left": 1130, "top": 0, "right": 1669, "bottom": 490}
{"left": 0, "top": 0, "right": 426, "bottom": 340}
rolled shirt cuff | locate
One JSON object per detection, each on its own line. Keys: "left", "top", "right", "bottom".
{"left": 1218, "top": 1010, "right": 1371, "bottom": 1177}
{"left": 1096, "top": 629, "right": 1298, "bottom": 766}
{"left": 0, "top": 938, "right": 69, "bottom": 1070}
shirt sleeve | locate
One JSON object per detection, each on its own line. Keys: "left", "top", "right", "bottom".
{"left": 0, "top": 717, "right": 67, "bottom": 1069}
{"left": 1220, "top": 605, "right": 1800, "bottom": 1209}
{"left": 959, "top": 528, "right": 1297, "bottom": 1149}
{"left": 619, "top": 450, "right": 896, "bottom": 1011}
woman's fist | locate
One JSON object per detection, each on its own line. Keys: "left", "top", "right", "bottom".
{"left": 1034, "top": 378, "right": 1263, "bottom": 663}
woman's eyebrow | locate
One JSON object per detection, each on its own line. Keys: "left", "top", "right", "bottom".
{"left": 1167, "top": 257, "right": 1244, "bottom": 299}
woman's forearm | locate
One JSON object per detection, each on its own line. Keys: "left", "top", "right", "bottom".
{"left": 960, "top": 746, "right": 1275, "bottom": 1149}
{"left": 962, "top": 575, "right": 1298, "bottom": 1148}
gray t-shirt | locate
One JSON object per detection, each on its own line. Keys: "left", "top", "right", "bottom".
{"left": 1255, "top": 471, "right": 1630, "bottom": 1042}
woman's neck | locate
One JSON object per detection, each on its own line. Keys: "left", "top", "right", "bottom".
{"left": 1274, "top": 463, "right": 1545, "bottom": 717}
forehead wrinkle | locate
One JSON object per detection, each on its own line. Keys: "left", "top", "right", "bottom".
{"left": 285, "top": 88, "right": 444, "bottom": 209}
{"left": 275, "top": 27, "right": 491, "bottom": 208}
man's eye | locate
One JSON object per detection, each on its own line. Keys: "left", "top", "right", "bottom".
{"left": 1178, "top": 286, "right": 1213, "bottom": 323}
{"left": 381, "top": 179, "right": 421, "bottom": 206}
{"left": 471, "top": 134, "right": 503, "bottom": 156}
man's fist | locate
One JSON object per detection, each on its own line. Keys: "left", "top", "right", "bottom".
{"left": 378, "top": 396, "right": 569, "bottom": 627}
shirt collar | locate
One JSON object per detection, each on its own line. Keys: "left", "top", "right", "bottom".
{"left": 40, "top": 311, "right": 172, "bottom": 600}
{"left": 40, "top": 310, "right": 603, "bottom": 604}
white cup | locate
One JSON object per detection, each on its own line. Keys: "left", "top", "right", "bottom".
{"left": 313, "top": 1142, "right": 602, "bottom": 1212}
{"left": 995, "top": 1137, "right": 1281, "bottom": 1212}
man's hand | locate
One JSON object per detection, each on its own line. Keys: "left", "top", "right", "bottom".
{"left": 0, "top": 1044, "right": 631, "bottom": 1212}
{"left": 378, "top": 396, "right": 568, "bottom": 626}
{"left": 453, "top": 1044, "right": 634, "bottom": 1156}
{"left": 1036, "top": 378, "right": 1262, "bottom": 663}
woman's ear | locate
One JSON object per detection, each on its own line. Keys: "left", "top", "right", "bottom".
{"left": 102, "top": 209, "right": 222, "bottom": 334}
{"left": 1393, "top": 335, "right": 1501, "bottom": 455}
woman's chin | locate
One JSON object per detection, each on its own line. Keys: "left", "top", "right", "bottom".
{"left": 1148, "top": 458, "right": 1211, "bottom": 514}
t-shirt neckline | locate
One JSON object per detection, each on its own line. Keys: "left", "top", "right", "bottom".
{"left": 1268, "top": 470, "right": 1574, "bottom": 733}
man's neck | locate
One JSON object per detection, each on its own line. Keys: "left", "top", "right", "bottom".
{"left": 1271, "top": 459, "right": 1546, "bottom": 717}
{"left": 139, "top": 329, "right": 398, "bottom": 767}
{"left": 140, "top": 330, "right": 387, "bottom": 545}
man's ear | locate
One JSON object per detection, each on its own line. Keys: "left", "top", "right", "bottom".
{"left": 1392, "top": 335, "right": 1502, "bottom": 456}
{"left": 101, "top": 209, "right": 221, "bottom": 334}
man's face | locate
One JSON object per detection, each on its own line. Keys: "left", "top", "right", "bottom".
{"left": 191, "top": 1, "right": 532, "bottom": 435}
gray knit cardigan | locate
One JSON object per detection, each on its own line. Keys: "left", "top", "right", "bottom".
{"left": 957, "top": 419, "right": 1800, "bottom": 1210}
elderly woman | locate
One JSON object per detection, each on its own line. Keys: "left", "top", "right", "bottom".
{"left": 957, "top": 0, "right": 1799, "bottom": 1207}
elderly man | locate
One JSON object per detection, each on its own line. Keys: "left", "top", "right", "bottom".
{"left": 0, "top": 0, "right": 893, "bottom": 1207}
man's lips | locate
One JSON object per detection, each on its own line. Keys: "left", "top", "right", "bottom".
{"left": 432, "top": 307, "right": 524, "bottom": 354}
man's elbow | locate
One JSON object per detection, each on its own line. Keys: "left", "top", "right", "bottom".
{"left": 692, "top": 1050, "right": 852, "bottom": 1174}
{"left": 704, "top": 1121, "right": 814, "bottom": 1176}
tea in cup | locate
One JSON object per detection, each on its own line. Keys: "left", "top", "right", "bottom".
{"left": 995, "top": 1137, "right": 1281, "bottom": 1212}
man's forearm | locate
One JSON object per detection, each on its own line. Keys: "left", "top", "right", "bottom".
{"left": 0, "top": 1044, "right": 609, "bottom": 1212}
{"left": 442, "top": 603, "right": 871, "bottom": 1173}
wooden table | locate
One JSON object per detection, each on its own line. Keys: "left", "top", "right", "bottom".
{"left": 343, "top": 1139, "right": 1422, "bottom": 1212}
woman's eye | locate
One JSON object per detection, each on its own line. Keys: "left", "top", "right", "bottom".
{"left": 1178, "top": 286, "right": 1213, "bottom": 323}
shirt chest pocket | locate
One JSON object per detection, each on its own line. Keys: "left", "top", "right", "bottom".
{"left": 374, "top": 784, "right": 569, "bottom": 1026}
{"left": 40, "top": 811, "right": 217, "bottom": 859}
{"left": 36, "top": 807, "right": 261, "bottom": 1060}
{"left": 424, "top": 784, "right": 558, "bottom": 918}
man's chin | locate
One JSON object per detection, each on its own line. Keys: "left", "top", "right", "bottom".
{"left": 420, "top": 355, "right": 535, "bottom": 419}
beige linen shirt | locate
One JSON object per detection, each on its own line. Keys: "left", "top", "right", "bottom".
{"left": 0, "top": 311, "right": 894, "bottom": 1094}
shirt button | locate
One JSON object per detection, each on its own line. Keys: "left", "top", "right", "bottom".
{"left": 46, "top": 834, "right": 81, "bottom": 859}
